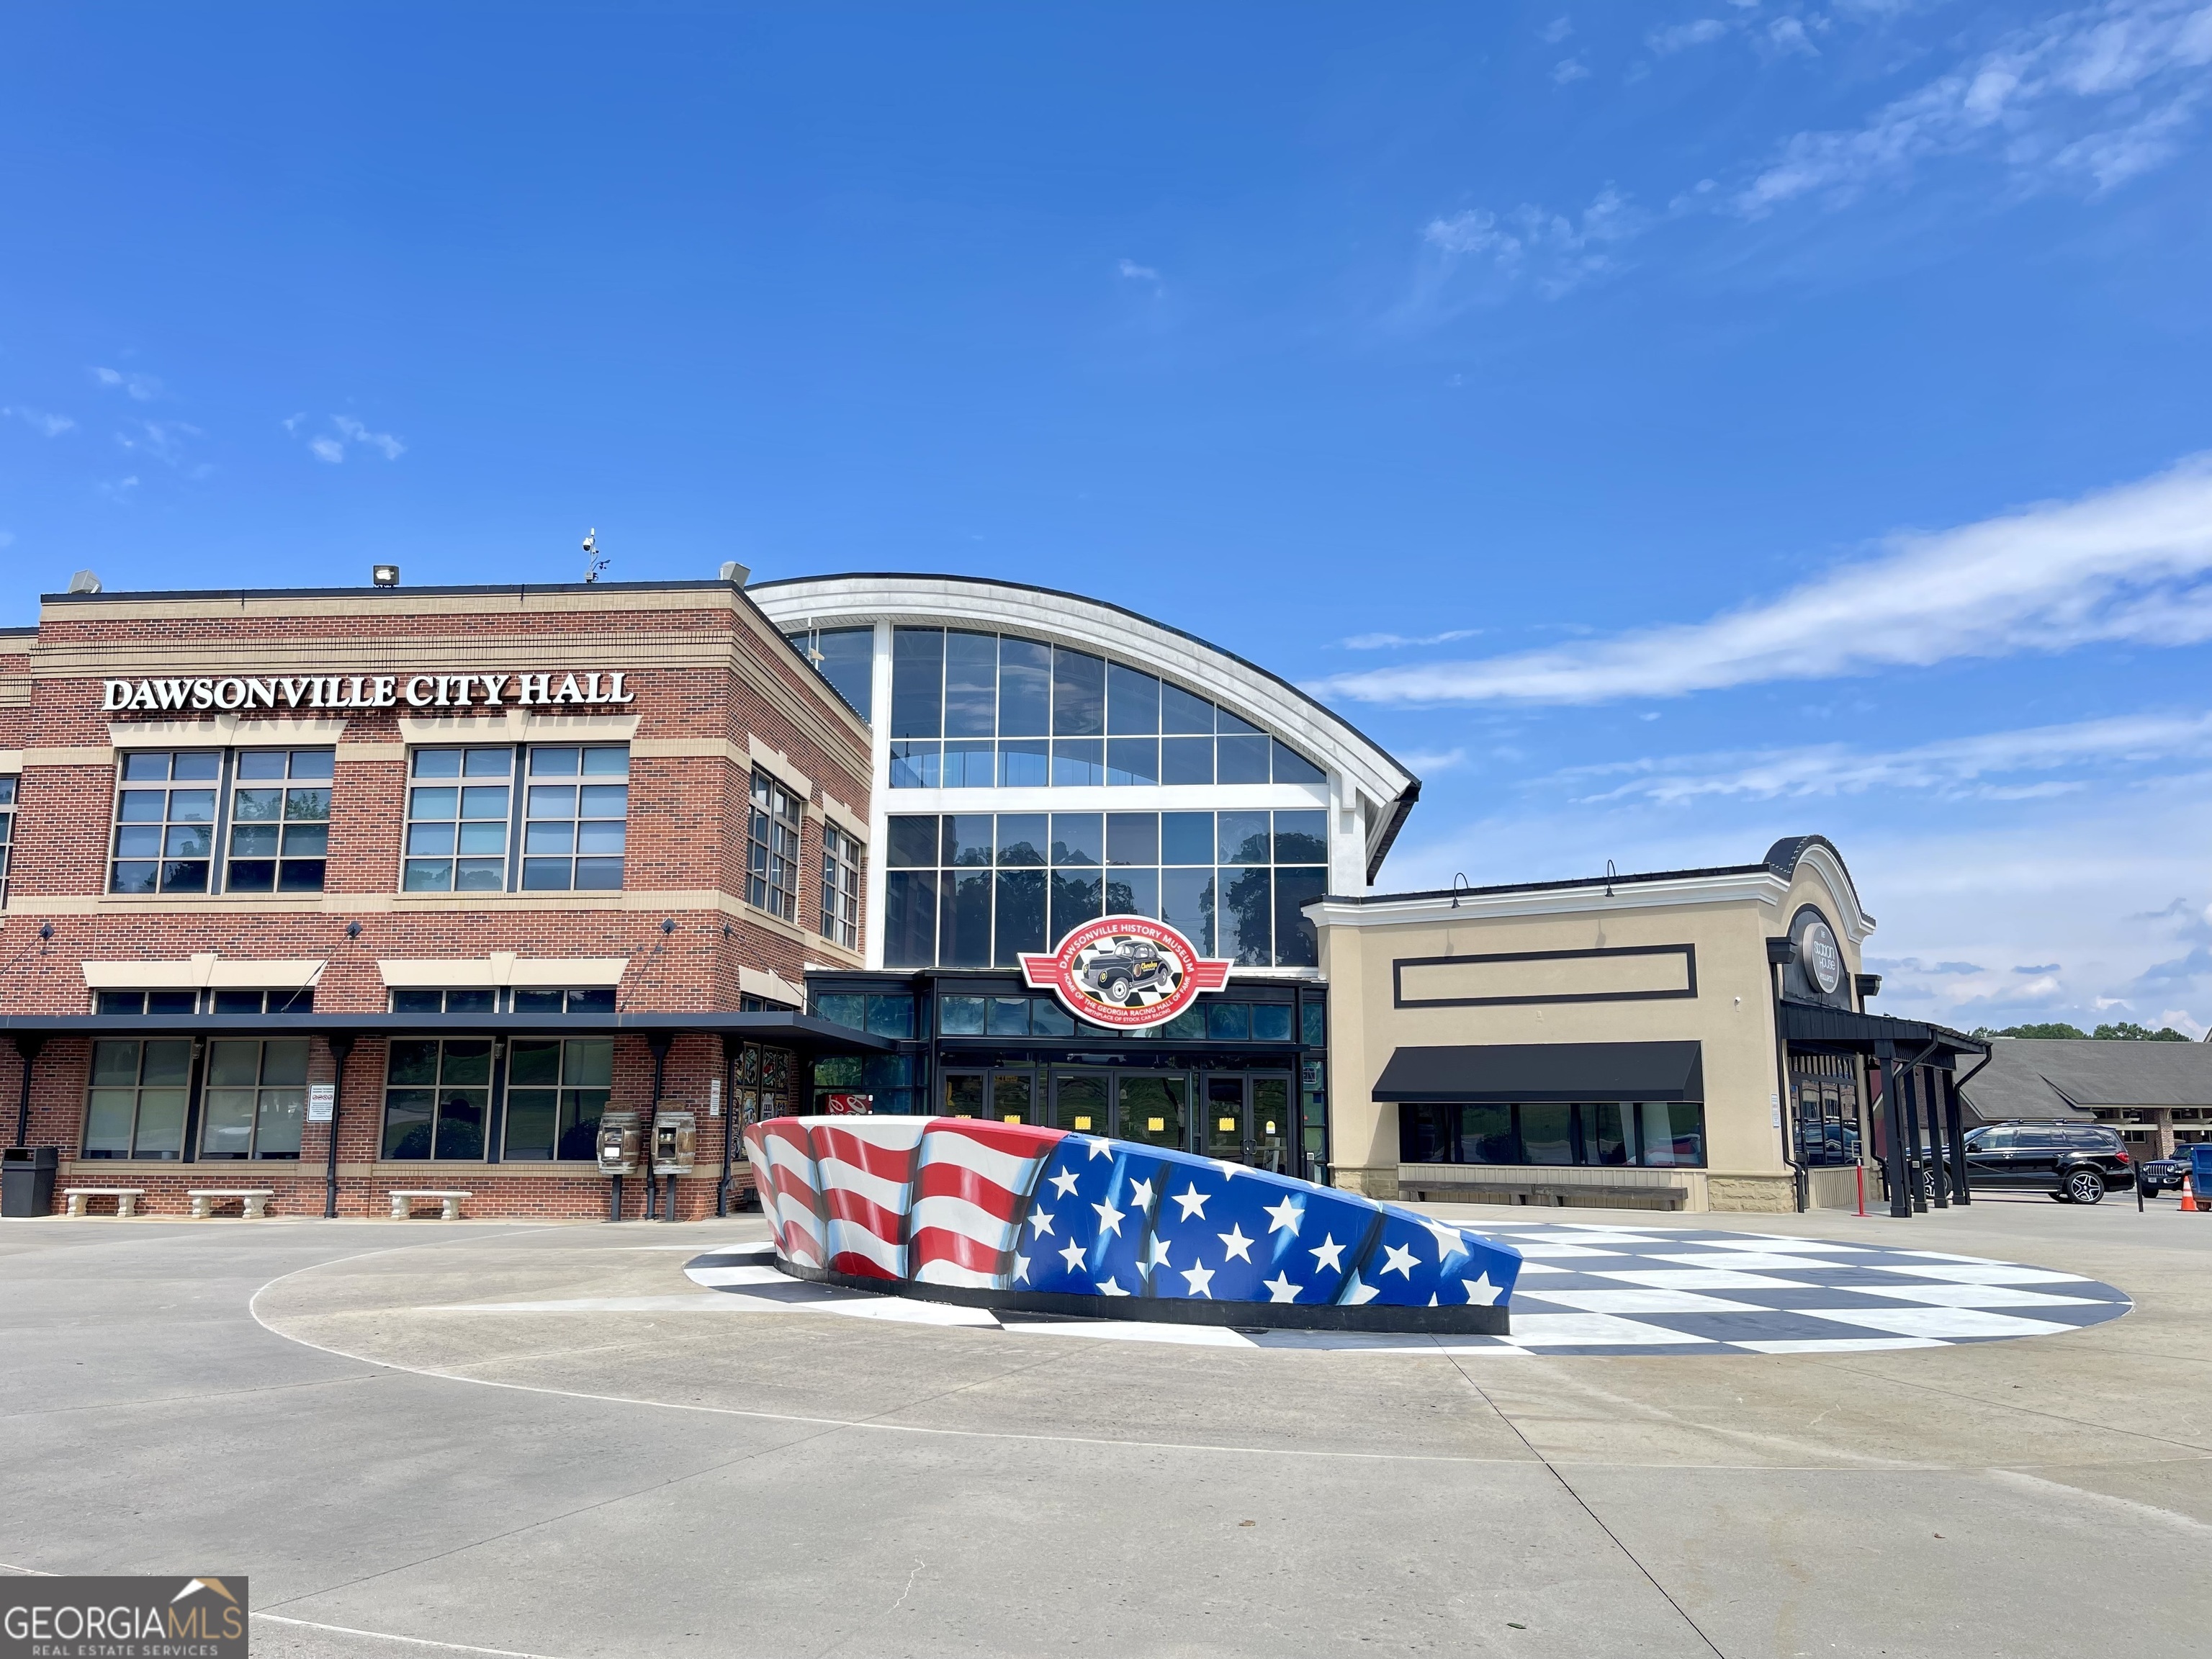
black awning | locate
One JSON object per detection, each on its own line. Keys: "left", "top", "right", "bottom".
{"left": 0, "top": 1011, "right": 892, "bottom": 1058}
{"left": 1372, "top": 1040, "right": 1703, "bottom": 1104}
{"left": 1778, "top": 1001, "right": 1987, "bottom": 1064}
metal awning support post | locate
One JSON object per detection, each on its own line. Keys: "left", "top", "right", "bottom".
{"left": 1944, "top": 1069, "right": 1972, "bottom": 1205}
{"left": 644, "top": 1032, "right": 672, "bottom": 1221}
{"left": 716, "top": 1038, "right": 737, "bottom": 1219}
{"left": 1904, "top": 1065, "right": 1928, "bottom": 1213}
{"left": 323, "top": 1034, "right": 356, "bottom": 1220}
{"left": 1874, "top": 1040, "right": 1909, "bottom": 1218}
{"left": 1921, "top": 1064, "right": 1949, "bottom": 1209}
{"left": 11, "top": 1036, "right": 42, "bottom": 1148}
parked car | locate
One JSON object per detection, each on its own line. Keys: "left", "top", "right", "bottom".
{"left": 1963, "top": 1121, "right": 2135, "bottom": 1204}
{"left": 2138, "top": 1145, "right": 2201, "bottom": 1195}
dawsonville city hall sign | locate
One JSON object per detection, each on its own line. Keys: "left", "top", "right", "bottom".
{"left": 99, "top": 670, "right": 638, "bottom": 714}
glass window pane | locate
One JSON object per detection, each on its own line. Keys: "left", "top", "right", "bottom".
{"left": 256, "top": 1091, "right": 305, "bottom": 1158}
{"left": 1105, "top": 738, "right": 1159, "bottom": 787}
{"left": 1051, "top": 814, "right": 1103, "bottom": 866}
{"left": 1051, "top": 647, "right": 1105, "bottom": 737}
{"left": 84, "top": 1089, "right": 135, "bottom": 1154}
{"left": 1106, "top": 812, "right": 1159, "bottom": 866}
{"left": 1585, "top": 1102, "right": 1632, "bottom": 1166}
{"left": 171, "top": 752, "right": 222, "bottom": 780}
{"left": 1051, "top": 739, "right": 1102, "bottom": 786}
{"left": 1218, "top": 811, "right": 1270, "bottom": 866}
{"left": 943, "top": 631, "right": 999, "bottom": 738}
{"left": 232, "top": 787, "right": 282, "bottom": 822}
{"left": 210, "top": 989, "right": 264, "bottom": 1015}
{"left": 889, "top": 740, "right": 940, "bottom": 788}
{"left": 1462, "top": 1103, "right": 1514, "bottom": 1164}
{"left": 994, "top": 869, "right": 1046, "bottom": 964}
{"left": 433, "top": 1089, "right": 486, "bottom": 1159}
{"left": 1273, "top": 739, "right": 1325, "bottom": 786}
{"left": 462, "top": 748, "right": 511, "bottom": 777}
{"left": 120, "top": 752, "right": 171, "bottom": 781}
{"left": 995, "top": 813, "right": 1048, "bottom": 866}
{"left": 1160, "top": 683, "right": 1212, "bottom": 734}
{"left": 1107, "top": 665, "right": 1160, "bottom": 734}
{"left": 811, "top": 627, "right": 876, "bottom": 721}
{"left": 1521, "top": 1103, "right": 1573, "bottom": 1165}
{"left": 288, "top": 749, "right": 335, "bottom": 779}
{"left": 440, "top": 1040, "right": 493, "bottom": 1085}
{"left": 387, "top": 1039, "right": 441, "bottom": 1087}
{"left": 95, "top": 992, "right": 146, "bottom": 1017}
{"left": 390, "top": 989, "right": 443, "bottom": 1014}
{"left": 1160, "top": 867, "right": 1215, "bottom": 953}
{"left": 882, "top": 870, "right": 940, "bottom": 967}
{"left": 996, "top": 738, "right": 1049, "bottom": 787}
{"left": 508, "top": 1038, "right": 562, "bottom": 1087}
{"left": 890, "top": 626, "right": 945, "bottom": 737}
{"left": 1030, "top": 998, "right": 1074, "bottom": 1036}
{"left": 505, "top": 1090, "right": 557, "bottom": 1160}
{"left": 1220, "top": 867, "right": 1272, "bottom": 966}
{"left": 443, "top": 989, "right": 496, "bottom": 1014}
{"left": 940, "top": 869, "right": 993, "bottom": 968}
{"left": 814, "top": 994, "right": 866, "bottom": 1031}
{"left": 1641, "top": 1102, "right": 1706, "bottom": 1166}
{"left": 1274, "top": 810, "right": 1328, "bottom": 866}
{"left": 91, "top": 1040, "right": 142, "bottom": 1085}
{"left": 566, "top": 1040, "right": 613, "bottom": 1087}
{"left": 564, "top": 989, "right": 615, "bottom": 1015}
{"left": 887, "top": 815, "right": 939, "bottom": 868}
{"left": 530, "top": 747, "right": 580, "bottom": 776}
{"left": 1159, "top": 736, "right": 1214, "bottom": 787}
{"left": 866, "top": 997, "right": 916, "bottom": 1040}
{"left": 236, "top": 750, "right": 288, "bottom": 780}
{"left": 142, "top": 1040, "right": 193, "bottom": 1086}
{"left": 412, "top": 749, "right": 462, "bottom": 778}
{"left": 580, "top": 746, "right": 627, "bottom": 777}
{"left": 1274, "top": 868, "right": 1326, "bottom": 968}
{"left": 943, "top": 814, "right": 994, "bottom": 867}
{"left": 939, "top": 994, "right": 986, "bottom": 1035}
{"left": 1205, "top": 1002, "right": 1251, "bottom": 1042}
{"left": 1216, "top": 734, "right": 1271, "bottom": 784}
{"left": 132, "top": 1089, "right": 187, "bottom": 1156}
{"left": 207, "top": 1040, "right": 261, "bottom": 1087}
{"left": 1253, "top": 1004, "right": 1293, "bottom": 1043}
{"left": 383, "top": 1090, "right": 434, "bottom": 1159}
{"left": 997, "top": 637, "right": 1051, "bottom": 735}
{"left": 1049, "top": 871, "right": 1101, "bottom": 946}
{"left": 1104, "top": 868, "right": 1158, "bottom": 919}
{"left": 942, "top": 741, "right": 994, "bottom": 788}
{"left": 145, "top": 992, "right": 197, "bottom": 1017}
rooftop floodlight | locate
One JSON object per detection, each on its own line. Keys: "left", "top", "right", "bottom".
{"left": 719, "top": 559, "right": 750, "bottom": 586}
{"left": 66, "top": 570, "right": 102, "bottom": 594}
{"left": 372, "top": 565, "right": 400, "bottom": 587}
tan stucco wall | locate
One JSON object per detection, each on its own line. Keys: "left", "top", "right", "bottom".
{"left": 1317, "top": 859, "right": 1866, "bottom": 1213}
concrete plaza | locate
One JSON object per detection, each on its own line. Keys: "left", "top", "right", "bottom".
{"left": 2, "top": 1196, "right": 2208, "bottom": 1658}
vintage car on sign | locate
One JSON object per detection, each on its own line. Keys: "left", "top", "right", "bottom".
{"left": 1075, "top": 942, "right": 1177, "bottom": 1004}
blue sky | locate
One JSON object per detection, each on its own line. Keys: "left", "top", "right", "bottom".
{"left": 5, "top": 2, "right": 2212, "bottom": 1033}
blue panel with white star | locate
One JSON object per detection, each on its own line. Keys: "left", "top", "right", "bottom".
{"left": 1003, "top": 1136, "right": 1521, "bottom": 1311}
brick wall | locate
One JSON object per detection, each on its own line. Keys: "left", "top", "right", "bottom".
{"left": 0, "top": 582, "right": 863, "bottom": 1218}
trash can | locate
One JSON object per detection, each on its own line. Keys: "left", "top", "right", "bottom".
{"left": 1, "top": 1146, "right": 58, "bottom": 1218}
{"left": 2191, "top": 1145, "right": 2212, "bottom": 1212}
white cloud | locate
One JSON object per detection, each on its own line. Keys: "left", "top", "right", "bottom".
{"left": 1313, "top": 455, "right": 2212, "bottom": 706}
{"left": 1734, "top": 0, "right": 2212, "bottom": 214}
{"left": 1400, "top": 747, "right": 1470, "bottom": 774}
{"left": 1556, "top": 709, "right": 2212, "bottom": 804}
{"left": 1767, "top": 16, "right": 1820, "bottom": 55}
{"left": 97, "top": 475, "right": 140, "bottom": 502}
{"left": 1649, "top": 18, "right": 1731, "bottom": 54}
{"left": 306, "top": 415, "right": 405, "bottom": 464}
{"left": 1541, "top": 17, "right": 1573, "bottom": 45}
{"left": 1340, "top": 627, "right": 1483, "bottom": 649}
{"left": 115, "top": 419, "right": 201, "bottom": 468}
{"left": 1552, "top": 58, "right": 1591, "bottom": 84}
{"left": 333, "top": 415, "right": 405, "bottom": 459}
{"left": 1422, "top": 185, "right": 1642, "bottom": 299}
{"left": 3, "top": 406, "right": 75, "bottom": 436}
{"left": 89, "top": 366, "right": 162, "bottom": 400}
{"left": 1116, "top": 258, "right": 1160, "bottom": 282}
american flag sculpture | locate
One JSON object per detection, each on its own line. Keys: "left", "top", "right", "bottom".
{"left": 744, "top": 1115, "right": 1520, "bottom": 1333}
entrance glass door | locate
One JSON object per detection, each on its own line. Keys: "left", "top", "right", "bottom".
{"left": 992, "top": 1070, "right": 1036, "bottom": 1125}
{"left": 943, "top": 1071, "right": 986, "bottom": 1118}
{"left": 1053, "top": 1072, "right": 1110, "bottom": 1136}
{"left": 1205, "top": 1075, "right": 1246, "bottom": 1161}
{"left": 1117, "top": 1074, "right": 1187, "bottom": 1151}
{"left": 1249, "top": 1075, "right": 1290, "bottom": 1173}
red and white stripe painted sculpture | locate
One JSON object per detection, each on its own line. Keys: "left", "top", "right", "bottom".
{"left": 743, "top": 1115, "right": 1520, "bottom": 1334}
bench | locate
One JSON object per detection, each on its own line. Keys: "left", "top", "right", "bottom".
{"left": 188, "top": 1188, "right": 276, "bottom": 1219}
{"left": 1401, "top": 1177, "right": 1687, "bottom": 1212}
{"left": 390, "top": 1189, "right": 472, "bottom": 1220}
{"left": 62, "top": 1187, "right": 145, "bottom": 1218}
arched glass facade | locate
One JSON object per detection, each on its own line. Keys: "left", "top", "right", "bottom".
{"left": 882, "top": 626, "right": 1326, "bottom": 791}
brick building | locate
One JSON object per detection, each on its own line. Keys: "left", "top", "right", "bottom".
{"left": 0, "top": 576, "right": 886, "bottom": 1219}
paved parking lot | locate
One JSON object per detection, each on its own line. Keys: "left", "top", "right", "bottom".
{"left": 4, "top": 1196, "right": 2208, "bottom": 1658}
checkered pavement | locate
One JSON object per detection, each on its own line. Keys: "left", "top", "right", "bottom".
{"left": 683, "top": 1222, "right": 2131, "bottom": 1356}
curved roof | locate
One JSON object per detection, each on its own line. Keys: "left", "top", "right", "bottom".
{"left": 750, "top": 573, "right": 1420, "bottom": 882}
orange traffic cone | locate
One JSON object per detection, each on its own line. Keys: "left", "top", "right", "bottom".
{"left": 2182, "top": 1173, "right": 2199, "bottom": 1213}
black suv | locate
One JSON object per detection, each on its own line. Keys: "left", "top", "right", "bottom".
{"left": 1964, "top": 1122, "right": 2135, "bottom": 1204}
{"left": 2139, "top": 1145, "right": 2202, "bottom": 1195}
